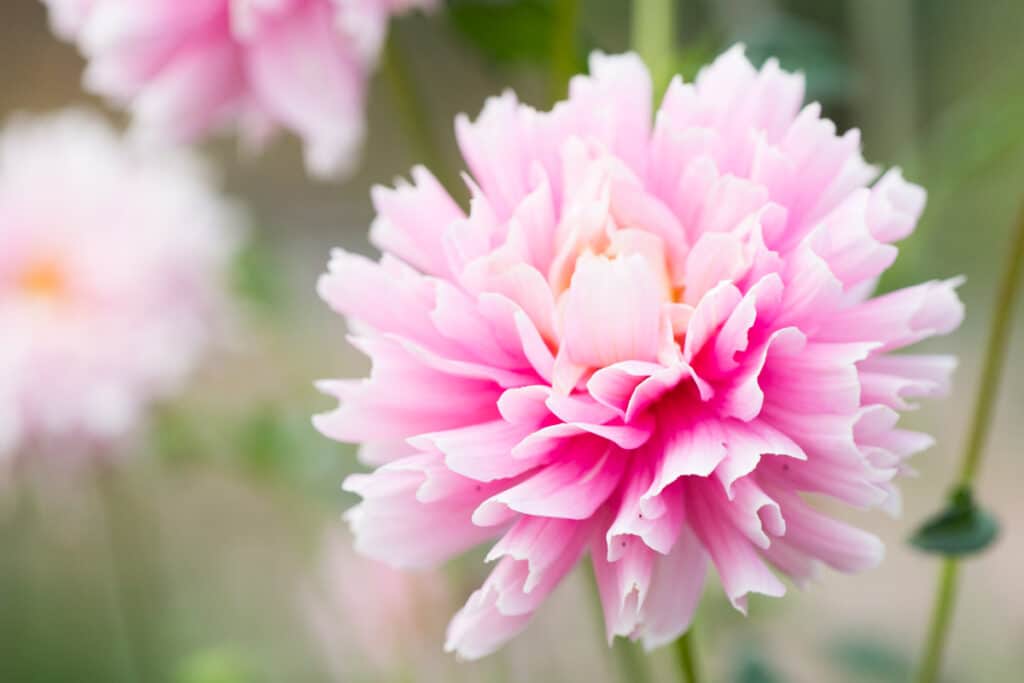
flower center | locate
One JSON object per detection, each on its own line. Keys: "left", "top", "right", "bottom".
{"left": 17, "top": 258, "right": 68, "bottom": 301}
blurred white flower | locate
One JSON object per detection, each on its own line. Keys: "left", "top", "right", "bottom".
{"left": 0, "top": 109, "right": 239, "bottom": 467}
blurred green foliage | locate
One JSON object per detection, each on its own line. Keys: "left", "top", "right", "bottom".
{"left": 447, "top": 0, "right": 564, "bottom": 66}
{"left": 176, "top": 648, "right": 254, "bottom": 683}
{"left": 731, "top": 648, "right": 784, "bottom": 683}
{"left": 739, "top": 15, "right": 850, "bottom": 103}
{"left": 231, "top": 237, "right": 287, "bottom": 316}
{"left": 827, "top": 634, "right": 911, "bottom": 683}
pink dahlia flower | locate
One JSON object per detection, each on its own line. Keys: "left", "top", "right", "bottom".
{"left": 316, "top": 48, "right": 963, "bottom": 659}
{"left": 0, "top": 110, "right": 238, "bottom": 464}
{"left": 42, "top": 0, "right": 434, "bottom": 178}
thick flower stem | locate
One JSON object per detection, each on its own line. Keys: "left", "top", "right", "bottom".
{"left": 915, "top": 202, "right": 1024, "bottom": 683}
{"left": 631, "top": 0, "right": 676, "bottom": 94}
{"left": 382, "top": 29, "right": 453, "bottom": 193}
{"left": 674, "top": 627, "right": 702, "bottom": 683}
{"left": 548, "top": 0, "right": 580, "bottom": 105}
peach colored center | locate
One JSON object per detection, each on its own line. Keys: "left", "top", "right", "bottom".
{"left": 17, "top": 258, "right": 68, "bottom": 301}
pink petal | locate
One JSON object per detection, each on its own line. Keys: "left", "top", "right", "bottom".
{"left": 868, "top": 168, "right": 925, "bottom": 243}
{"left": 636, "top": 524, "right": 707, "bottom": 649}
{"left": 685, "top": 479, "right": 785, "bottom": 613}
{"left": 568, "top": 52, "right": 652, "bottom": 178}
{"left": 313, "top": 335, "right": 501, "bottom": 444}
{"left": 446, "top": 517, "right": 593, "bottom": 659}
{"left": 561, "top": 252, "right": 663, "bottom": 368}
{"left": 816, "top": 278, "right": 964, "bottom": 351}
{"left": 769, "top": 485, "right": 884, "bottom": 572}
{"left": 245, "top": 0, "right": 365, "bottom": 177}
{"left": 343, "top": 457, "right": 509, "bottom": 568}
{"left": 409, "top": 420, "right": 541, "bottom": 482}
{"left": 370, "top": 166, "right": 465, "bottom": 278}
{"left": 588, "top": 360, "right": 692, "bottom": 422}
{"left": 591, "top": 534, "right": 656, "bottom": 640}
{"left": 473, "top": 443, "right": 626, "bottom": 525}
{"left": 317, "top": 250, "right": 450, "bottom": 352}
{"left": 858, "top": 354, "right": 957, "bottom": 410}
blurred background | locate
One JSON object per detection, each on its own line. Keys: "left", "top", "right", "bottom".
{"left": 2, "top": 0, "right": 1023, "bottom": 681}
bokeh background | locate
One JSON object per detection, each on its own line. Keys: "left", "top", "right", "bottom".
{"left": 2, "top": 0, "right": 1023, "bottom": 681}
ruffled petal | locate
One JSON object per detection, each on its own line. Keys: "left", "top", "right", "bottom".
{"left": 343, "top": 455, "right": 511, "bottom": 568}
{"left": 446, "top": 517, "right": 593, "bottom": 659}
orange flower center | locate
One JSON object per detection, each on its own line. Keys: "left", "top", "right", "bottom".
{"left": 17, "top": 259, "right": 68, "bottom": 301}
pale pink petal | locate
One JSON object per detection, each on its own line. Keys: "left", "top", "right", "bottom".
{"left": 607, "top": 460, "right": 684, "bottom": 557}
{"left": 637, "top": 524, "right": 707, "bottom": 649}
{"left": 805, "top": 190, "right": 898, "bottom": 288}
{"left": 370, "top": 166, "right": 465, "bottom": 278}
{"left": 686, "top": 480, "right": 786, "bottom": 613}
{"left": 868, "top": 168, "right": 926, "bottom": 243}
{"left": 317, "top": 251, "right": 450, "bottom": 351}
{"left": 858, "top": 354, "right": 957, "bottom": 409}
{"left": 313, "top": 335, "right": 501, "bottom": 444}
{"left": 592, "top": 534, "right": 656, "bottom": 640}
{"left": 816, "top": 278, "right": 965, "bottom": 351}
{"left": 561, "top": 252, "right": 663, "bottom": 368}
{"left": 409, "top": 420, "right": 541, "bottom": 482}
{"left": 446, "top": 517, "right": 593, "bottom": 659}
{"left": 343, "top": 457, "right": 509, "bottom": 568}
{"left": 768, "top": 485, "right": 885, "bottom": 572}
{"left": 245, "top": 0, "right": 367, "bottom": 177}
{"left": 568, "top": 52, "right": 652, "bottom": 177}
{"left": 46, "top": 0, "right": 427, "bottom": 179}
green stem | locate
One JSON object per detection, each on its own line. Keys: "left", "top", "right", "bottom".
{"left": 382, "top": 28, "right": 454, "bottom": 193}
{"left": 914, "top": 204, "right": 1024, "bottom": 683}
{"left": 674, "top": 627, "right": 702, "bottom": 683}
{"left": 916, "top": 559, "right": 960, "bottom": 683}
{"left": 631, "top": 0, "right": 676, "bottom": 94}
{"left": 548, "top": 0, "right": 581, "bottom": 105}
{"left": 612, "top": 637, "right": 652, "bottom": 683}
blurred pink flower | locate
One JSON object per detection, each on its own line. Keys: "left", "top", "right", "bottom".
{"left": 303, "top": 527, "right": 449, "bottom": 679}
{"left": 0, "top": 110, "right": 238, "bottom": 464}
{"left": 315, "top": 48, "right": 964, "bottom": 659}
{"left": 42, "top": 0, "right": 434, "bottom": 178}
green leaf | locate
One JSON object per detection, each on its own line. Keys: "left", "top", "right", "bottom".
{"left": 447, "top": 0, "right": 560, "bottom": 66}
{"left": 909, "top": 486, "right": 1000, "bottom": 556}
